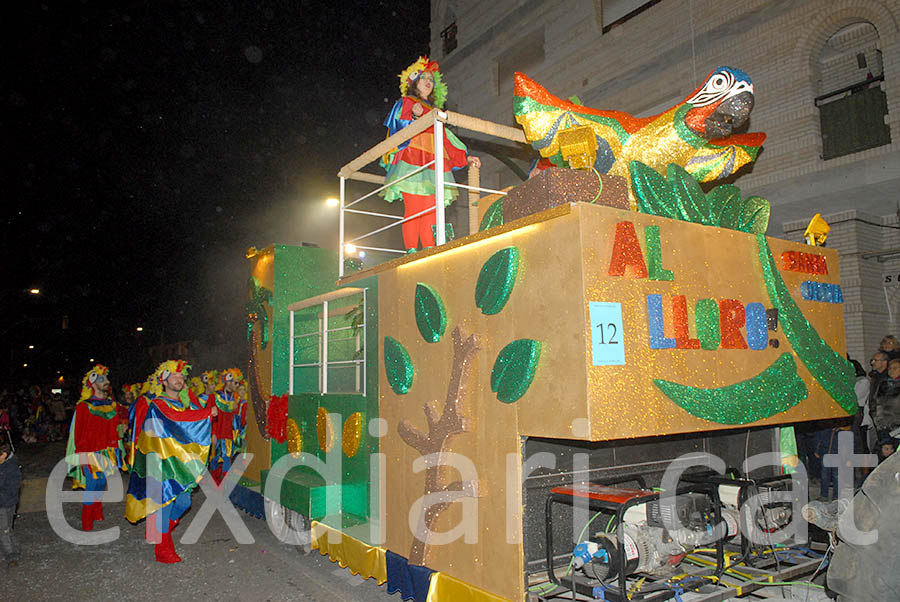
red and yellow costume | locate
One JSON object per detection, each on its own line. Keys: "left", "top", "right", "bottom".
{"left": 66, "top": 365, "right": 127, "bottom": 531}
{"left": 380, "top": 56, "right": 470, "bottom": 250}
{"left": 208, "top": 368, "right": 244, "bottom": 484}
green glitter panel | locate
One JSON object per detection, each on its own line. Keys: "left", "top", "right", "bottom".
{"left": 654, "top": 352, "right": 808, "bottom": 425}
{"left": 383, "top": 336, "right": 414, "bottom": 395}
{"left": 631, "top": 161, "right": 770, "bottom": 234}
{"left": 644, "top": 225, "right": 674, "bottom": 281}
{"left": 414, "top": 282, "right": 447, "bottom": 343}
{"left": 491, "top": 338, "right": 541, "bottom": 404}
{"left": 479, "top": 198, "right": 503, "bottom": 231}
{"left": 695, "top": 298, "right": 721, "bottom": 351}
{"left": 755, "top": 235, "right": 856, "bottom": 414}
{"left": 475, "top": 247, "right": 519, "bottom": 315}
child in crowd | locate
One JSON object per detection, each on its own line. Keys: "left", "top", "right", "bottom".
{"left": 0, "top": 441, "right": 21, "bottom": 567}
{"left": 878, "top": 437, "right": 898, "bottom": 464}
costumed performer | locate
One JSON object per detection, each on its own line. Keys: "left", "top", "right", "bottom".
{"left": 379, "top": 56, "right": 480, "bottom": 252}
{"left": 197, "top": 370, "right": 218, "bottom": 409}
{"left": 234, "top": 378, "right": 248, "bottom": 454}
{"left": 125, "top": 360, "right": 217, "bottom": 563}
{"left": 118, "top": 383, "right": 137, "bottom": 443}
{"left": 189, "top": 376, "right": 205, "bottom": 399}
{"left": 66, "top": 365, "right": 128, "bottom": 531}
{"left": 208, "top": 368, "right": 242, "bottom": 484}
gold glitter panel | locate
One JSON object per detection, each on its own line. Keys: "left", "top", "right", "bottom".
{"left": 373, "top": 201, "right": 846, "bottom": 602}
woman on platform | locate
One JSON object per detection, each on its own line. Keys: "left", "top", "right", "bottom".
{"left": 380, "top": 56, "right": 479, "bottom": 252}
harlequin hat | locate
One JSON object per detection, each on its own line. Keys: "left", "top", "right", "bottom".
{"left": 399, "top": 56, "right": 448, "bottom": 108}
{"left": 189, "top": 376, "right": 204, "bottom": 395}
{"left": 148, "top": 360, "right": 190, "bottom": 396}
{"left": 219, "top": 368, "right": 243, "bottom": 389}
{"left": 80, "top": 364, "right": 110, "bottom": 401}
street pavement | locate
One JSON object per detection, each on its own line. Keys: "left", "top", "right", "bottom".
{"left": 2, "top": 441, "right": 388, "bottom": 602}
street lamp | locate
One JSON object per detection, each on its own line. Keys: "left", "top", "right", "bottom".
{"left": 29, "top": 288, "right": 40, "bottom": 295}
{"left": 136, "top": 327, "right": 144, "bottom": 332}
{"left": 325, "top": 198, "right": 339, "bottom": 207}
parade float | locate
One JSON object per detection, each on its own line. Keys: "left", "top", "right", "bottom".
{"left": 233, "top": 65, "right": 853, "bottom": 602}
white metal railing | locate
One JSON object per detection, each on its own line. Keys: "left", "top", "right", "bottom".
{"left": 336, "top": 109, "right": 527, "bottom": 277}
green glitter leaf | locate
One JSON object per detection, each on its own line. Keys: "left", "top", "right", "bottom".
{"left": 737, "top": 196, "right": 770, "bottom": 235}
{"left": 707, "top": 185, "right": 742, "bottom": 227}
{"left": 630, "top": 161, "right": 676, "bottom": 217}
{"left": 755, "top": 235, "right": 856, "bottom": 414}
{"left": 414, "top": 283, "right": 446, "bottom": 343}
{"left": 383, "top": 336, "right": 414, "bottom": 395}
{"left": 630, "top": 161, "right": 770, "bottom": 234}
{"left": 654, "top": 353, "right": 808, "bottom": 425}
{"left": 479, "top": 198, "right": 504, "bottom": 231}
{"left": 668, "top": 164, "right": 706, "bottom": 223}
{"left": 491, "top": 339, "right": 541, "bottom": 404}
{"left": 475, "top": 247, "right": 519, "bottom": 315}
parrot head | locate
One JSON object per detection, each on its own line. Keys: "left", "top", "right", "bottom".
{"left": 683, "top": 67, "right": 755, "bottom": 140}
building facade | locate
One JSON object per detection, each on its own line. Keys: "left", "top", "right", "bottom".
{"left": 431, "top": 0, "right": 900, "bottom": 362}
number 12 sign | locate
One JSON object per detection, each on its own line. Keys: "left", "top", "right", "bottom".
{"left": 589, "top": 302, "right": 625, "bottom": 366}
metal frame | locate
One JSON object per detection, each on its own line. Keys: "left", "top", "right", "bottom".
{"left": 336, "top": 110, "right": 525, "bottom": 277}
{"left": 544, "top": 478, "right": 724, "bottom": 601}
{"left": 288, "top": 287, "right": 366, "bottom": 396}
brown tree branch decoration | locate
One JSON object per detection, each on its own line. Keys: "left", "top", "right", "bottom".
{"left": 398, "top": 326, "right": 481, "bottom": 565}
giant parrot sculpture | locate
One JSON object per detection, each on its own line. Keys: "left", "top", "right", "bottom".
{"left": 514, "top": 67, "right": 766, "bottom": 191}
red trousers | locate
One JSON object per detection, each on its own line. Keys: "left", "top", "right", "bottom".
{"left": 401, "top": 193, "right": 436, "bottom": 250}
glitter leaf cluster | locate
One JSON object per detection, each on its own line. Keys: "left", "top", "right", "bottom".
{"left": 631, "top": 161, "right": 769, "bottom": 234}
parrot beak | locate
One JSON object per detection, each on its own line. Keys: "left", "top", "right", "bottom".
{"left": 705, "top": 91, "right": 754, "bottom": 139}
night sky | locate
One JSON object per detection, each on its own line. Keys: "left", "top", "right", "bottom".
{"left": 3, "top": 1, "right": 430, "bottom": 385}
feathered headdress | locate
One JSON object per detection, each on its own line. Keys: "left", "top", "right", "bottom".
{"left": 148, "top": 360, "right": 190, "bottom": 396}
{"left": 189, "top": 376, "right": 204, "bottom": 396}
{"left": 399, "top": 56, "right": 448, "bottom": 108}
{"left": 202, "top": 370, "right": 219, "bottom": 387}
{"left": 218, "top": 368, "right": 243, "bottom": 391}
{"left": 80, "top": 364, "right": 110, "bottom": 401}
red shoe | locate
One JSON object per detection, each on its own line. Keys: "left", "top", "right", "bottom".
{"left": 81, "top": 505, "right": 94, "bottom": 531}
{"left": 154, "top": 532, "right": 182, "bottom": 563}
{"left": 93, "top": 501, "right": 104, "bottom": 522}
{"left": 145, "top": 518, "right": 162, "bottom": 544}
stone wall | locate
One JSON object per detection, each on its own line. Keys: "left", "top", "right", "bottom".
{"left": 431, "top": 0, "right": 900, "bottom": 356}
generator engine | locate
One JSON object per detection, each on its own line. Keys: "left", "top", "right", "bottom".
{"left": 571, "top": 492, "right": 739, "bottom": 580}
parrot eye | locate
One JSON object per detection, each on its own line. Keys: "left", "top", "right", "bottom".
{"left": 710, "top": 74, "right": 728, "bottom": 90}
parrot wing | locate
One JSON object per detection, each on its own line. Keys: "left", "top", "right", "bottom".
{"left": 513, "top": 72, "right": 653, "bottom": 172}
